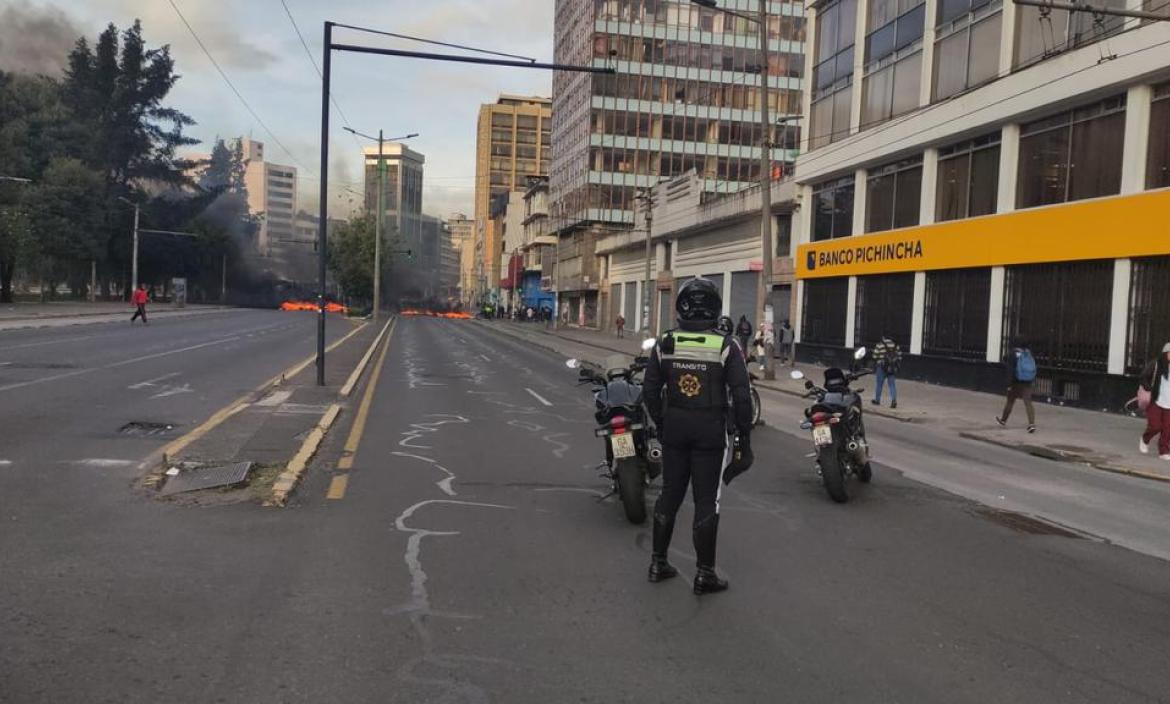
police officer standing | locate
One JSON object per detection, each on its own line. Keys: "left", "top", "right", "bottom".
{"left": 643, "top": 278, "right": 754, "bottom": 594}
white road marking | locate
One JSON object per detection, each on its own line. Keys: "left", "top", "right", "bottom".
{"left": 480, "top": 354, "right": 491, "bottom": 362}
{"left": 151, "top": 383, "right": 193, "bottom": 399}
{"left": 525, "top": 387, "right": 553, "bottom": 406}
{"left": 0, "top": 459, "right": 11, "bottom": 466}
{"left": 128, "top": 372, "right": 181, "bottom": 390}
{"left": 0, "top": 333, "right": 96, "bottom": 352}
{"left": 69, "top": 459, "right": 136, "bottom": 468}
{"left": 255, "top": 389, "right": 294, "bottom": 407}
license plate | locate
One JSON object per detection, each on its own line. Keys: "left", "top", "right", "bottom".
{"left": 812, "top": 425, "right": 833, "bottom": 446}
{"left": 611, "top": 433, "right": 636, "bottom": 459}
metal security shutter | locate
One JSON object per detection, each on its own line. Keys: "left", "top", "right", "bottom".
{"left": 704, "top": 273, "right": 724, "bottom": 301}
{"left": 624, "top": 282, "right": 637, "bottom": 327}
{"left": 729, "top": 271, "right": 759, "bottom": 326}
{"left": 610, "top": 284, "right": 621, "bottom": 329}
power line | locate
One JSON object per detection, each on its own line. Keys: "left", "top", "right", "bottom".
{"left": 331, "top": 22, "right": 537, "bottom": 62}
{"left": 166, "top": 0, "right": 315, "bottom": 178}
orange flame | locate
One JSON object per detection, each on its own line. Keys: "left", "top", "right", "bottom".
{"left": 400, "top": 309, "right": 471, "bottom": 319}
{"left": 281, "top": 300, "right": 348, "bottom": 314}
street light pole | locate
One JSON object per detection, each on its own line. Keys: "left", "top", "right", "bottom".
{"left": 131, "top": 202, "right": 140, "bottom": 293}
{"left": 692, "top": 0, "right": 775, "bottom": 379}
{"left": 639, "top": 190, "right": 654, "bottom": 338}
{"left": 375, "top": 129, "right": 384, "bottom": 324}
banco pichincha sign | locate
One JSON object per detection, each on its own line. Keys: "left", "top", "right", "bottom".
{"left": 796, "top": 189, "right": 1170, "bottom": 279}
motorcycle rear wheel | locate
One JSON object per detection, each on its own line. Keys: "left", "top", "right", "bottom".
{"left": 817, "top": 445, "right": 849, "bottom": 503}
{"left": 615, "top": 457, "right": 647, "bottom": 524}
{"left": 750, "top": 387, "right": 762, "bottom": 426}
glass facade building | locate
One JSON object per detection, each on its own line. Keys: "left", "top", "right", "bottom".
{"left": 551, "top": 0, "right": 808, "bottom": 231}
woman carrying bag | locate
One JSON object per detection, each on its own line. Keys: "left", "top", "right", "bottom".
{"left": 1139, "top": 342, "right": 1170, "bottom": 460}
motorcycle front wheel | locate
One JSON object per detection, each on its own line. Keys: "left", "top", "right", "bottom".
{"left": 750, "top": 387, "right": 762, "bottom": 426}
{"left": 615, "top": 457, "right": 647, "bottom": 524}
{"left": 817, "top": 445, "right": 849, "bottom": 503}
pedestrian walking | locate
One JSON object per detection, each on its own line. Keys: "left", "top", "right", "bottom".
{"left": 736, "top": 315, "right": 753, "bottom": 357}
{"left": 1139, "top": 342, "right": 1170, "bottom": 460}
{"left": 130, "top": 284, "right": 149, "bottom": 325}
{"left": 870, "top": 334, "right": 901, "bottom": 409}
{"left": 779, "top": 320, "right": 795, "bottom": 365}
{"left": 526, "top": 306, "right": 534, "bottom": 322}
{"left": 996, "top": 338, "right": 1038, "bottom": 433}
{"left": 616, "top": 314, "right": 625, "bottom": 338}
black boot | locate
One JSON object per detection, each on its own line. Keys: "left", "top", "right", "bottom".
{"left": 648, "top": 512, "right": 678, "bottom": 582}
{"left": 693, "top": 566, "right": 729, "bottom": 595}
{"left": 693, "top": 514, "right": 728, "bottom": 594}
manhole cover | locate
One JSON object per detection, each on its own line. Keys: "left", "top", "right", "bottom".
{"left": 119, "top": 421, "right": 176, "bottom": 437}
{"left": 973, "top": 507, "right": 1083, "bottom": 538}
{"left": 160, "top": 461, "right": 253, "bottom": 495}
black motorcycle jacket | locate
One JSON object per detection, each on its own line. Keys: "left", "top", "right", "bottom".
{"left": 644, "top": 327, "right": 753, "bottom": 449}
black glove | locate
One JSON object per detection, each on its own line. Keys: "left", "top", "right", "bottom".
{"left": 723, "top": 433, "right": 753, "bottom": 485}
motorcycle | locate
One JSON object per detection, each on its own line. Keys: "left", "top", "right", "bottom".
{"left": 791, "top": 347, "right": 873, "bottom": 504}
{"left": 566, "top": 338, "right": 662, "bottom": 524}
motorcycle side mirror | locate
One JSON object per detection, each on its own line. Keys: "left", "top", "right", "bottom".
{"left": 854, "top": 346, "right": 868, "bottom": 361}
{"left": 804, "top": 380, "right": 815, "bottom": 390}
{"left": 634, "top": 355, "right": 649, "bottom": 365}
{"left": 789, "top": 370, "right": 805, "bottom": 381}
{"left": 566, "top": 359, "right": 580, "bottom": 369}
{"left": 640, "top": 337, "right": 657, "bottom": 352}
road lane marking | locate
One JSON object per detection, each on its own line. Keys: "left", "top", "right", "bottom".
{"left": 69, "top": 459, "right": 136, "bottom": 468}
{"left": 0, "top": 333, "right": 96, "bottom": 351}
{"left": 340, "top": 317, "right": 395, "bottom": 397}
{"left": 335, "top": 320, "right": 395, "bottom": 472}
{"left": 525, "top": 388, "right": 553, "bottom": 406}
{"left": 151, "top": 383, "right": 193, "bottom": 399}
{"left": 255, "top": 389, "right": 294, "bottom": 407}
{"left": 129, "top": 372, "right": 181, "bottom": 389}
{"left": 326, "top": 474, "right": 349, "bottom": 500}
{"left": 480, "top": 354, "right": 491, "bottom": 362}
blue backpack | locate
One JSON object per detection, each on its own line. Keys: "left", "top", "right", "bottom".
{"left": 1015, "top": 349, "right": 1037, "bottom": 382}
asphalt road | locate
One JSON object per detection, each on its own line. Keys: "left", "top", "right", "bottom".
{"left": 3, "top": 316, "right": 1170, "bottom": 703}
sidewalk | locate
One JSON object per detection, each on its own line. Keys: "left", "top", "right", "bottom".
{"left": 0, "top": 301, "right": 229, "bottom": 330}
{"left": 483, "top": 320, "right": 1170, "bottom": 484}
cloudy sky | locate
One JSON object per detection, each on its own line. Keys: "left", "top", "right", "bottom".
{"left": 0, "top": 0, "right": 555, "bottom": 218}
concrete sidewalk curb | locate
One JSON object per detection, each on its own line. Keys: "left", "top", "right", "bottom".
{"left": 0, "top": 306, "right": 233, "bottom": 331}
{"left": 139, "top": 319, "right": 370, "bottom": 493}
{"left": 959, "top": 431, "right": 1170, "bottom": 484}
{"left": 0, "top": 304, "right": 229, "bottom": 322}
{"left": 267, "top": 316, "right": 396, "bottom": 506}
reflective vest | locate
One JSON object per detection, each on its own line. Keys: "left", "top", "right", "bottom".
{"left": 660, "top": 330, "right": 729, "bottom": 411}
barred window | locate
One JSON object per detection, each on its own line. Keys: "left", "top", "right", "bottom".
{"left": 1003, "top": 260, "right": 1113, "bottom": 372}
{"left": 924, "top": 268, "right": 990, "bottom": 359}
{"left": 1128, "top": 256, "right": 1170, "bottom": 374}
{"left": 802, "top": 278, "right": 849, "bottom": 346}
{"left": 854, "top": 273, "right": 914, "bottom": 348}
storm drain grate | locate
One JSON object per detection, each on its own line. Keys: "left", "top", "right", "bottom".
{"left": 973, "top": 507, "right": 1083, "bottom": 538}
{"left": 160, "top": 461, "right": 253, "bottom": 495}
{"left": 119, "top": 421, "right": 176, "bottom": 437}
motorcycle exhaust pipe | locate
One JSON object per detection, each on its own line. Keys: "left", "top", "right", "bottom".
{"left": 846, "top": 440, "right": 868, "bottom": 464}
{"left": 647, "top": 439, "right": 663, "bottom": 462}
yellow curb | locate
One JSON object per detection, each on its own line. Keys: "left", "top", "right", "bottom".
{"left": 340, "top": 317, "right": 395, "bottom": 398}
{"left": 267, "top": 402, "right": 343, "bottom": 506}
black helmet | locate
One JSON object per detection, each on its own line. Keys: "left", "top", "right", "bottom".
{"left": 716, "top": 315, "right": 734, "bottom": 336}
{"left": 676, "top": 277, "right": 722, "bottom": 332}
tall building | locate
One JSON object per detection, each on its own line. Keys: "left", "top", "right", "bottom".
{"left": 791, "top": 0, "right": 1170, "bottom": 410}
{"left": 447, "top": 214, "right": 475, "bottom": 305}
{"left": 521, "top": 176, "right": 556, "bottom": 312}
{"left": 240, "top": 139, "right": 297, "bottom": 255}
{"left": 474, "top": 95, "right": 553, "bottom": 291}
{"left": 497, "top": 191, "right": 528, "bottom": 310}
{"left": 550, "top": 0, "right": 807, "bottom": 326}
{"left": 363, "top": 143, "right": 429, "bottom": 299}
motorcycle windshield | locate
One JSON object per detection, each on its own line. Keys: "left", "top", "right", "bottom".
{"left": 820, "top": 391, "right": 853, "bottom": 408}
{"left": 604, "top": 379, "right": 642, "bottom": 410}
{"left": 603, "top": 354, "right": 630, "bottom": 377}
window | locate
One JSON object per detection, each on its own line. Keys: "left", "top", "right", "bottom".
{"left": 1014, "top": 0, "right": 1127, "bottom": 69}
{"left": 1003, "top": 260, "right": 1113, "bottom": 372}
{"left": 924, "top": 268, "right": 990, "bottom": 358}
{"left": 812, "top": 176, "right": 856, "bottom": 242}
{"left": 811, "top": 0, "right": 858, "bottom": 149}
{"left": 866, "top": 157, "right": 922, "bottom": 233}
{"left": 802, "top": 278, "right": 849, "bottom": 346}
{"left": 861, "top": 0, "right": 924, "bottom": 127}
{"left": 936, "top": 132, "right": 1000, "bottom": 221}
{"left": 1128, "top": 256, "right": 1170, "bottom": 373}
{"left": 1017, "top": 95, "right": 1125, "bottom": 209}
{"left": 1147, "top": 82, "right": 1170, "bottom": 189}
{"left": 855, "top": 273, "right": 915, "bottom": 347}
{"left": 932, "top": 1, "right": 1002, "bottom": 101}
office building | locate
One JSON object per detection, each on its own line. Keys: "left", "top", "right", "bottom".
{"left": 550, "top": 0, "right": 807, "bottom": 326}
{"left": 792, "top": 0, "right": 1170, "bottom": 409}
{"left": 521, "top": 176, "right": 556, "bottom": 313}
{"left": 474, "top": 95, "right": 553, "bottom": 291}
{"left": 447, "top": 214, "right": 476, "bottom": 305}
{"left": 240, "top": 139, "right": 297, "bottom": 255}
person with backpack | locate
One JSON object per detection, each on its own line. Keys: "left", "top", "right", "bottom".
{"left": 996, "top": 338, "right": 1037, "bottom": 433}
{"left": 1138, "top": 342, "right": 1170, "bottom": 460}
{"left": 870, "top": 334, "right": 901, "bottom": 409}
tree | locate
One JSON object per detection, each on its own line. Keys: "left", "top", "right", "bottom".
{"left": 329, "top": 214, "right": 380, "bottom": 305}
{"left": 26, "top": 157, "right": 104, "bottom": 298}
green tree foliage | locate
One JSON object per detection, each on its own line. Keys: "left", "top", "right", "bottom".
{"left": 25, "top": 158, "right": 104, "bottom": 298}
{"left": 329, "top": 214, "right": 378, "bottom": 305}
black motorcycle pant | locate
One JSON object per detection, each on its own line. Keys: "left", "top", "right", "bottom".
{"left": 653, "top": 438, "right": 728, "bottom": 569}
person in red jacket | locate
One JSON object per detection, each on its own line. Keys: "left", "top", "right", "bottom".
{"left": 130, "top": 284, "right": 149, "bottom": 325}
